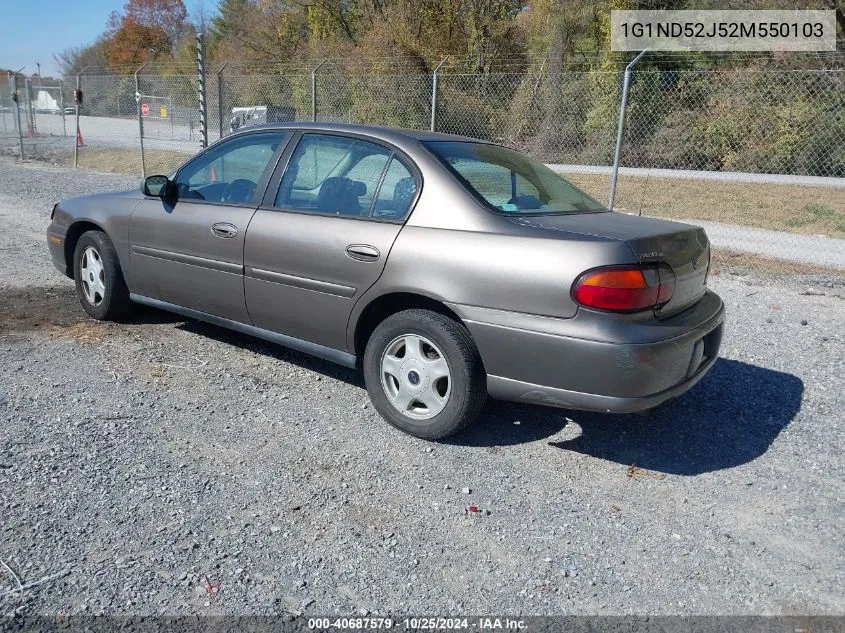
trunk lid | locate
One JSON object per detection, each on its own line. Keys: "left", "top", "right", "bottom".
{"left": 507, "top": 211, "right": 710, "bottom": 316}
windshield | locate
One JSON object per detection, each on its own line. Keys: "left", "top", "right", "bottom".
{"left": 425, "top": 141, "right": 605, "bottom": 215}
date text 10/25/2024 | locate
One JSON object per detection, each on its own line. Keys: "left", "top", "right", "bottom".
{"left": 307, "top": 618, "right": 527, "bottom": 630}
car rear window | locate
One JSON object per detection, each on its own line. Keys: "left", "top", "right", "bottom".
{"left": 424, "top": 141, "right": 605, "bottom": 215}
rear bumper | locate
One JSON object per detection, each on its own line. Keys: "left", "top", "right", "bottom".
{"left": 454, "top": 291, "right": 725, "bottom": 413}
{"left": 486, "top": 351, "right": 718, "bottom": 413}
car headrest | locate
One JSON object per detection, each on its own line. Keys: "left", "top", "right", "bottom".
{"left": 316, "top": 177, "right": 345, "bottom": 198}
{"left": 393, "top": 177, "right": 416, "bottom": 202}
{"left": 349, "top": 180, "right": 367, "bottom": 197}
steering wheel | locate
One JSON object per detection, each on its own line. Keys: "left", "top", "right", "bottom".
{"left": 220, "top": 179, "right": 257, "bottom": 204}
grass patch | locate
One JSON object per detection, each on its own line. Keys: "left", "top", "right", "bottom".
{"left": 59, "top": 147, "right": 191, "bottom": 177}
{"left": 562, "top": 172, "right": 845, "bottom": 239}
{"left": 710, "top": 248, "right": 844, "bottom": 278}
{"left": 804, "top": 202, "right": 836, "bottom": 217}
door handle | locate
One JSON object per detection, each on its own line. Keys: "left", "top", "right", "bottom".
{"left": 346, "top": 244, "right": 380, "bottom": 262}
{"left": 211, "top": 222, "right": 238, "bottom": 239}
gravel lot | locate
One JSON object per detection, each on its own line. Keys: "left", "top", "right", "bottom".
{"left": 1, "top": 157, "right": 844, "bottom": 618}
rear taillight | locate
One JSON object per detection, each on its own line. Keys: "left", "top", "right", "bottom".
{"left": 572, "top": 265, "right": 674, "bottom": 313}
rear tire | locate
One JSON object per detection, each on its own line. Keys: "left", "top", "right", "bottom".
{"left": 363, "top": 309, "right": 486, "bottom": 440}
{"left": 73, "top": 230, "right": 131, "bottom": 321}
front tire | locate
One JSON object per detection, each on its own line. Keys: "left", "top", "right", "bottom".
{"left": 363, "top": 309, "right": 486, "bottom": 440}
{"left": 73, "top": 230, "right": 130, "bottom": 321}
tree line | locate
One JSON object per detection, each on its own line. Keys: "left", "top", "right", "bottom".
{"left": 30, "top": 0, "right": 845, "bottom": 176}
{"left": 51, "top": 0, "right": 844, "bottom": 75}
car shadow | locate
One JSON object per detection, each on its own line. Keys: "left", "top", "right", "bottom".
{"left": 122, "top": 303, "right": 185, "bottom": 326}
{"left": 123, "top": 307, "right": 803, "bottom": 475}
{"left": 175, "top": 318, "right": 364, "bottom": 387}
{"left": 452, "top": 359, "right": 804, "bottom": 476}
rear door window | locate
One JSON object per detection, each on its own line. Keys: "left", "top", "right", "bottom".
{"left": 274, "top": 134, "right": 391, "bottom": 218}
{"left": 372, "top": 158, "right": 417, "bottom": 219}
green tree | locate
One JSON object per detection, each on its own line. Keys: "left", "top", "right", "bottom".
{"left": 210, "top": 0, "right": 250, "bottom": 50}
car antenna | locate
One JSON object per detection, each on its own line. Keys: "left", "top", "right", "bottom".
{"left": 637, "top": 165, "right": 653, "bottom": 217}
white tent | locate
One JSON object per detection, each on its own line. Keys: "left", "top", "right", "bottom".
{"left": 34, "top": 90, "right": 59, "bottom": 113}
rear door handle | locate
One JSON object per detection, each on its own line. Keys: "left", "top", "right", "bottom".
{"left": 346, "top": 244, "right": 380, "bottom": 262}
{"left": 211, "top": 222, "right": 238, "bottom": 239}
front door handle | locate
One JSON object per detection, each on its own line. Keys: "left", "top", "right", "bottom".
{"left": 346, "top": 244, "right": 380, "bottom": 262}
{"left": 211, "top": 222, "right": 238, "bottom": 239}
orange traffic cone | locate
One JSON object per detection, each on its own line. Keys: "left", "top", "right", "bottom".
{"left": 76, "top": 129, "right": 84, "bottom": 148}
{"left": 210, "top": 164, "right": 218, "bottom": 182}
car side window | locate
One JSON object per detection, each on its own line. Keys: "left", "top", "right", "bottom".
{"left": 274, "top": 134, "right": 391, "bottom": 218}
{"left": 174, "top": 132, "right": 285, "bottom": 205}
{"left": 447, "top": 158, "right": 513, "bottom": 208}
{"left": 372, "top": 158, "right": 417, "bottom": 219}
{"left": 445, "top": 157, "right": 541, "bottom": 211}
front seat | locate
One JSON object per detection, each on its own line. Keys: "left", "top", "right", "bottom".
{"left": 315, "top": 177, "right": 363, "bottom": 215}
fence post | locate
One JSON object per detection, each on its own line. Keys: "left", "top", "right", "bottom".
{"left": 24, "top": 77, "right": 32, "bottom": 136}
{"left": 608, "top": 49, "right": 647, "bottom": 210}
{"left": 430, "top": 57, "right": 449, "bottom": 132}
{"left": 25, "top": 77, "right": 38, "bottom": 136}
{"left": 197, "top": 33, "right": 208, "bottom": 148}
{"left": 74, "top": 67, "right": 88, "bottom": 168}
{"left": 311, "top": 59, "right": 327, "bottom": 122}
{"left": 2, "top": 74, "right": 7, "bottom": 136}
{"left": 11, "top": 69, "right": 25, "bottom": 161}
{"left": 135, "top": 61, "right": 150, "bottom": 179}
{"left": 216, "top": 61, "right": 228, "bottom": 140}
{"left": 60, "top": 86, "right": 66, "bottom": 137}
{"left": 29, "top": 79, "right": 37, "bottom": 134}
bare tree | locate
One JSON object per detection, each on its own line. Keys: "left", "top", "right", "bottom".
{"left": 52, "top": 41, "right": 109, "bottom": 76}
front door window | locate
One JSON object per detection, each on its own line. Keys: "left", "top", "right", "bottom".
{"left": 174, "top": 132, "right": 287, "bottom": 205}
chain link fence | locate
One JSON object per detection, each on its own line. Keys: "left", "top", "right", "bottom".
{"left": 589, "top": 68, "right": 845, "bottom": 272}
{"left": 2, "top": 61, "right": 843, "bottom": 272}
{"left": 0, "top": 76, "right": 17, "bottom": 141}
{"left": 1, "top": 76, "right": 42, "bottom": 145}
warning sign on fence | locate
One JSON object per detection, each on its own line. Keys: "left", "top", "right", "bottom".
{"left": 139, "top": 95, "right": 170, "bottom": 119}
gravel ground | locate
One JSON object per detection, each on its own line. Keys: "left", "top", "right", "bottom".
{"left": 1, "top": 157, "right": 844, "bottom": 618}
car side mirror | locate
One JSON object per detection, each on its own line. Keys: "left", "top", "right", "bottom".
{"left": 142, "top": 175, "right": 171, "bottom": 198}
